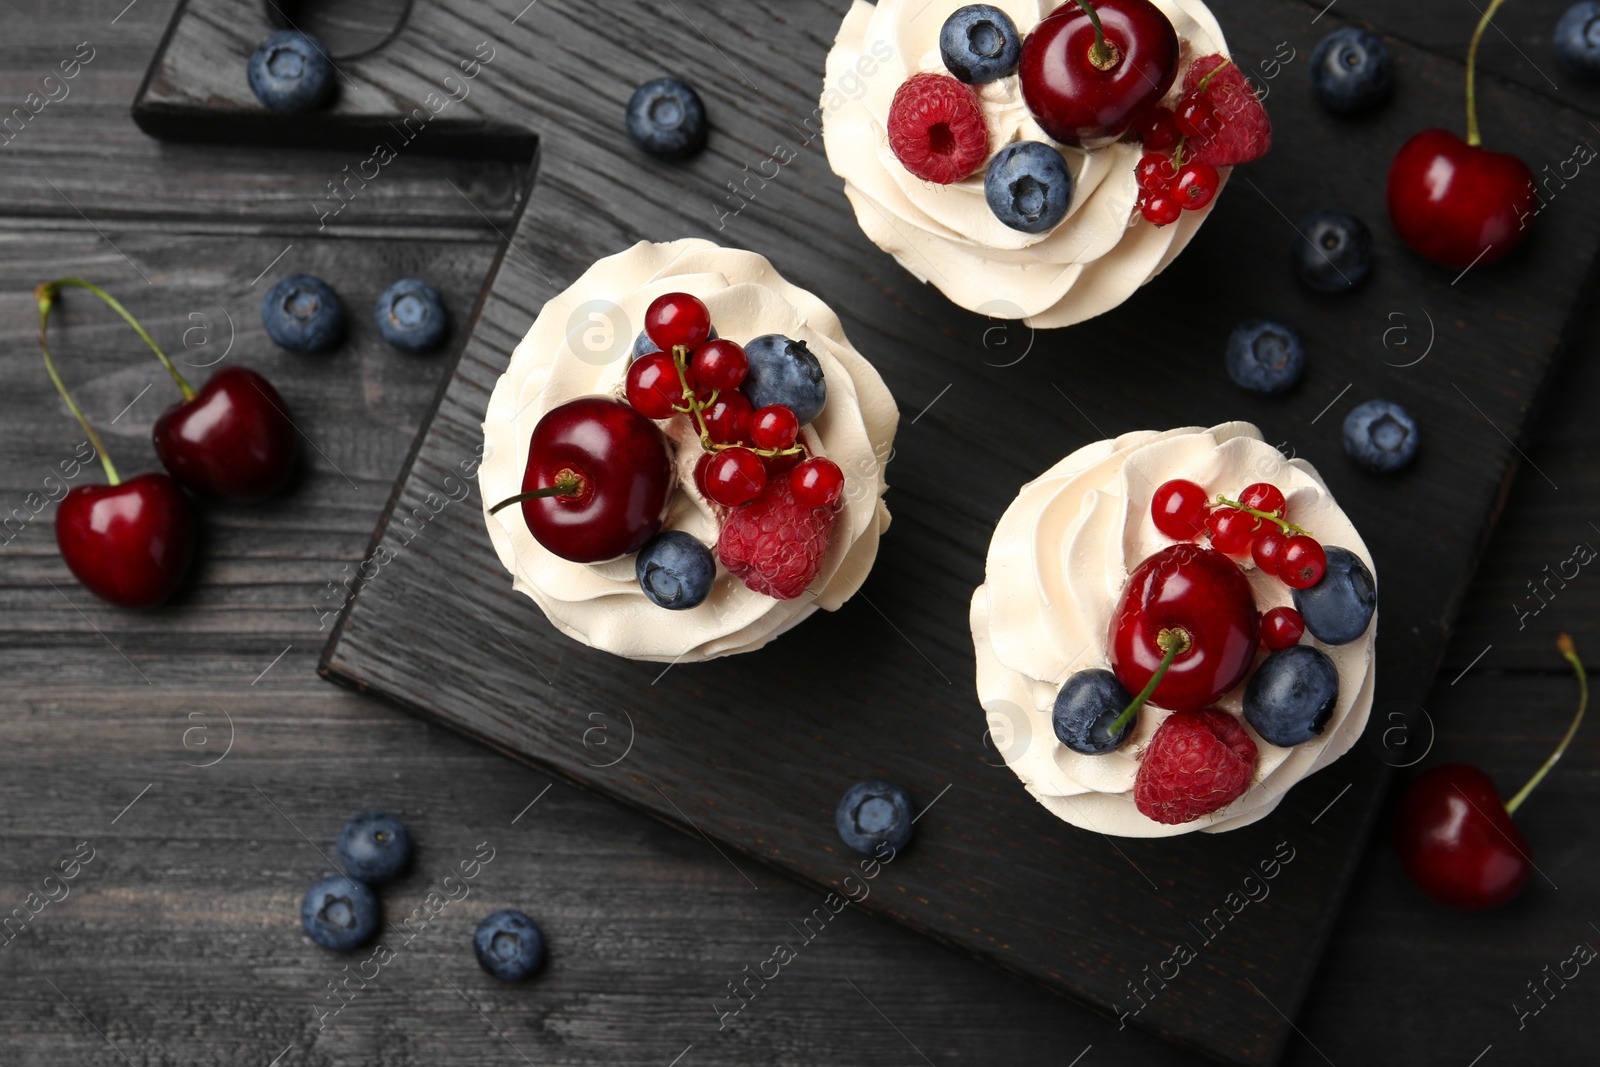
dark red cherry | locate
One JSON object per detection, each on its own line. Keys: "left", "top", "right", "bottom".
{"left": 1386, "top": 128, "right": 1535, "bottom": 270}
{"left": 55, "top": 473, "right": 196, "bottom": 608}
{"left": 1393, "top": 764, "right": 1532, "bottom": 910}
{"left": 152, "top": 367, "right": 297, "bottom": 501}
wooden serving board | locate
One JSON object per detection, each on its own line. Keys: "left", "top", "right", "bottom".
{"left": 136, "top": 1, "right": 1600, "bottom": 1062}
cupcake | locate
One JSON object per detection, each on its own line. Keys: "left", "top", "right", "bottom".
{"left": 479, "top": 239, "right": 898, "bottom": 662}
{"left": 971, "top": 424, "right": 1376, "bottom": 837}
{"left": 822, "top": 0, "right": 1272, "bottom": 327}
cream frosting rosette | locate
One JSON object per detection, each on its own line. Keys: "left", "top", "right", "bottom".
{"left": 480, "top": 239, "right": 899, "bottom": 662}
{"left": 970, "top": 424, "right": 1377, "bottom": 837}
{"left": 822, "top": 0, "right": 1229, "bottom": 328}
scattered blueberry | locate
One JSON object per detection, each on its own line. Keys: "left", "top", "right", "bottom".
{"left": 301, "top": 875, "right": 379, "bottom": 952}
{"left": 336, "top": 811, "right": 412, "bottom": 884}
{"left": 262, "top": 274, "right": 345, "bottom": 353}
{"left": 1555, "top": 3, "right": 1600, "bottom": 79}
{"left": 632, "top": 324, "right": 715, "bottom": 360}
{"left": 985, "top": 141, "right": 1074, "bottom": 234}
{"left": 742, "top": 334, "right": 827, "bottom": 424}
{"left": 374, "top": 279, "right": 447, "bottom": 352}
{"left": 247, "top": 30, "right": 335, "bottom": 115}
{"left": 473, "top": 909, "right": 546, "bottom": 982}
{"left": 1053, "top": 669, "right": 1136, "bottom": 755}
{"left": 1225, "top": 319, "right": 1304, "bottom": 395}
{"left": 1309, "top": 28, "right": 1394, "bottom": 114}
{"left": 940, "top": 4, "right": 1022, "bottom": 84}
{"left": 835, "top": 780, "right": 914, "bottom": 855}
{"left": 1291, "top": 546, "right": 1377, "bottom": 645}
{"left": 1293, "top": 210, "right": 1373, "bottom": 294}
{"left": 626, "top": 77, "right": 708, "bottom": 160}
{"left": 1243, "top": 645, "right": 1340, "bottom": 746}
{"left": 1342, "top": 399, "right": 1419, "bottom": 473}
{"left": 636, "top": 531, "right": 716, "bottom": 610}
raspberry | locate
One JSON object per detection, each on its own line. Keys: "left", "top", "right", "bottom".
{"left": 887, "top": 73, "right": 989, "bottom": 185}
{"left": 1179, "top": 54, "right": 1272, "bottom": 167}
{"left": 717, "top": 476, "right": 837, "bottom": 600}
{"left": 1133, "top": 708, "right": 1257, "bottom": 825}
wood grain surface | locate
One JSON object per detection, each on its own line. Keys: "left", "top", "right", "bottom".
{"left": 0, "top": 2, "right": 1596, "bottom": 1066}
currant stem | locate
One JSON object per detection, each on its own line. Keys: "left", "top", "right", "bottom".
{"left": 669, "top": 341, "right": 809, "bottom": 461}
{"left": 1069, "top": 0, "right": 1120, "bottom": 70}
{"left": 1195, "top": 56, "right": 1233, "bottom": 94}
{"left": 1109, "top": 627, "right": 1192, "bottom": 735}
{"left": 1465, "top": 0, "right": 1510, "bottom": 148}
{"left": 1215, "top": 495, "right": 1311, "bottom": 537}
{"left": 1504, "top": 633, "right": 1587, "bottom": 816}
{"left": 44, "top": 278, "right": 196, "bottom": 401}
{"left": 487, "top": 474, "right": 583, "bottom": 516}
{"left": 36, "top": 284, "right": 119, "bottom": 485}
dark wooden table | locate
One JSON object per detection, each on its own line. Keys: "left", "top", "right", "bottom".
{"left": 1, "top": 2, "right": 1595, "bottom": 1065}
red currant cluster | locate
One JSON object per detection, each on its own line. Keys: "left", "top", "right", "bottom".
{"left": 622, "top": 292, "right": 845, "bottom": 511}
{"left": 1130, "top": 100, "right": 1220, "bottom": 226}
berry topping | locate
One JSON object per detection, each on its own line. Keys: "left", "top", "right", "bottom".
{"left": 835, "top": 781, "right": 915, "bottom": 855}
{"left": 703, "top": 447, "right": 768, "bottom": 508}
{"left": 1178, "top": 54, "right": 1273, "bottom": 167}
{"left": 1150, "top": 478, "right": 1209, "bottom": 540}
{"left": 887, "top": 72, "right": 989, "bottom": 185}
{"left": 1225, "top": 318, "right": 1304, "bottom": 395}
{"left": 1260, "top": 606, "right": 1306, "bottom": 650}
{"left": 718, "top": 475, "right": 837, "bottom": 599}
{"left": 644, "top": 292, "right": 712, "bottom": 352}
{"left": 702, "top": 391, "right": 753, "bottom": 445}
{"left": 984, "top": 141, "right": 1074, "bottom": 234}
{"left": 1291, "top": 546, "right": 1376, "bottom": 645}
{"left": 1343, "top": 399, "right": 1419, "bottom": 473}
{"left": 940, "top": 4, "right": 1022, "bottom": 84}
{"left": 626, "top": 77, "right": 708, "bottom": 160}
{"left": 1136, "top": 151, "right": 1176, "bottom": 191}
{"left": 473, "top": 909, "right": 546, "bottom": 982}
{"left": 636, "top": 530, "right": 717, "bottom": 610}
{"left": 633, "top": 324, "right": 717, "bottom": 361}
{"left": 1133, "top": 104, "right": 1181, "bottom": 150}
{"left": 791, "top": 456, "right": 845, "bottom": 510}
{"left": 1237, "top": 482, "right": 1286, "bottom": 516}
{"left": 1053, "top": 669, "right": 1137, "bottom": 755}
{"left": 689, "top": 338, "right": 748, "bottom": 391}
{"left": 1251, "top": 528, "right": 1287, "bottom": 576}
{"left": 625, "top": 350, "right": 683, "bottom": 420}
{"left": 1133, "top": 707, "right": 1257, "bottom": 825}
{"left": 336, "top": 811, "right": 412, "bottom": 884}
{"left": 742, "top": 334, "right": 827, "bottom": 424}
{"left": 1310, "top": 27, "right": 1394, "bottom": 113}
{"left": 1139, "top": 191, "right": 1182, "bottom": 227}
{"left": 1243, "top": 644, "right": 1340, "bottom": 746}
{"left": 750, "top": 404, "right": 800, "bottom": 451}
{"left": 1173, "top": 161, "right": 1219, "bottom": 210}
{"left": 1294, "top": 210, "right": 1373, "bottom": 294}
{"left": 1204, "top": 506, "right": 1255, "bottom": 557}
{"left": 1280, "top": 535, "right": 1327, "bottom": 589}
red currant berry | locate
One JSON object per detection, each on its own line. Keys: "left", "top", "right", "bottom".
{"left": 766, "top": 432, "right": 808, "bottom": 476}
{"left": 1175, "top": 93, "right": 1217, "bottom": 138}
{"left": 1140, "top": 192, "right": 1182, "bottom": 227}
{"left": 1260, "top": 606, "right": 1306, "bottom": 650}
{"left": 689, "top": 339, "right": 748, "bottom": 392}
{"left": 1205, "top": 506, "right": 1256, "bottom": 557}
{"left": 702, "top": 391, "right": 753, "bottom": 445}
{"left": 749, "top": 405, "right": 799, "bottom": 451}
{"left": 1136, "top": 152, "right": 1175, "bottom": 191}
{"left": 791, "top": 457, "right": 845, "bottom": 509}
{"left": 1133, "top": 105, "right": 1181, "bottom": 151}
{"left": 704, "top": 447, "right": 767, "bottom": 507}
{"left": 1150, "top": 479, "right": 1209, "bottom": 540}
{"left": 1280, "top": 536, "right": 1327, "bottom": 589}
{"left": 693, "top": 450, "right": 715, "bottom": 501}
{"left": 1238, "top": 482, "right": 1287, "bottom": 518}
{"left": 644, "top": 292, "right": 711, "bottom": 352}
{"left": 625, "top": 351, "right": 683, "bottom": 420}
{"left": 1250, "top": 528, "right": 1287, "bottom": 576}
{"left": 1174, "top": 161, "right": 1220, "bottom": 210}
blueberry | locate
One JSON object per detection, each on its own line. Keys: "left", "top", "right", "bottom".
{"left": 473, "top": 909, "right": 545, "bottom": 982}
{"left": 835, "top": 780, "right": 914, "bottom": 855}
{"left": 248, "top": 30, "right": 335, "bottom": 115}
{"left": 632, "top": 324, "right": 715, "bottom": 361}
{"left": 985, "top": 141, "right": 1074, "bottom": 234}
{"left": 1225, "top": 319, "right": 1304, "bottom": 395}
{"left": 262, "top": 274, "right": 345, "bottom": 353}
{"left": 626, "top": 77, "right": 708, "bottom": 160}
{"left": 1243, "top": 645, "right": 1340, "bottom": 746}
{"left": 1309, "top": 28, "right": 1394, "bottom": 114}
{"left": 636, "top": 531, "right": 716, "bottom": 610}
{"left": 1555, "top": 3, "right": 1600, "bottom": 79}
{"left": 374, "top": 279, "right": 447, "bottom": 352}
{"left": 301, "top": 875, "right": 378, "bottom": 952}
{"left": 940, "top": 4, "right": 1022, "bottom": 84}
{"left": 742, "top": 334, "right": 827, "bottom": 424}
{"left": 1342, "top": 399, "right": 1419, "bottom": 473}
{"left": 1052, "top": 669, "right": 1135, "bottom": 754}
{"left": 1291, "top": 546, "right": 1376, "bottom": 645}
{"left": 336, "top": 811, "right": 412, "bottom": 884}
{"left": 1293, "top": 210, "right": 1373, "bottom": 294}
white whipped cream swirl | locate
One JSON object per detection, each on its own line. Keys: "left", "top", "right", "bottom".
{"left": 480, "top": 239, "right": 898, "bottom": 663}
{"left": 970, "top": 424, "right": 1377, "bottom": 837}
{"left": 823, "top": 0, "right": 1229, "bottom": 328}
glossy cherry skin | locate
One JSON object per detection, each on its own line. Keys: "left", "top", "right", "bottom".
{"left": 1019, "top": 0, "right": 1179, "bottom": 148}
{"left": 1393, "top": 763, "right": 1532, "bottom": 910}
{"left": 55, "top": 473, "right": 196, "bottom": 608}
{"left": 1109, "top": 544, "right": 1260, "bottom": 712}
{"left": 1386, "top": 128, "right": 1536, "bottom": 270}
{"left": 152, "top": 367, "right": 297, "bottom": 501}
{"left": 519, "top": 396, "right": 673, "bottom": 564}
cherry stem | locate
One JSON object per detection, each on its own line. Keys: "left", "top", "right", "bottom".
{"left": 1465, "top": 0, "right": 1509, "bottom": 148}
{"left": 1214, "top": 495, "right": 1311, "bottom": 537}
{"left": 1504, "top": 633, "right": 1587, "bottom": 815}
{"left": 43, "top": 278, "right": 196, "bottom": 401}
{"left": 1069, "top": 0, "right": 1120, "bottom": 71}
{"left": 1109, "top": 627, "right": 1192, "bottom": 734}
{"left": 487, "top": 473, "right": 584, "bottom": 516}
{"left": 35, "top": 284, "right": 119, "bottom": 486}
